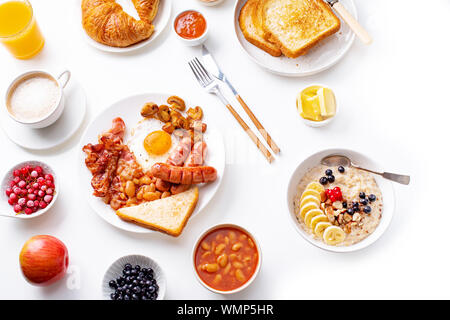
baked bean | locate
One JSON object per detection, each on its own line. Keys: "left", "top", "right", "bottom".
{"left": 201, "top": 241, "right": 211, "bottom": 251}
{"left": 229, "top": 254, "right": 237, "bottom": 261}
{"left": 202, "top": 251, "right": 211, "bottom": 259}
{"left": 143, "top": 191, "right": 161, "bottom": 201}
{"left": 204, "top": 263, "right": 218, "bottom": 273}
{"left": 139, "top": 176, "right": 151, "bottom": 185}
{"left": 232, "top": 262, "right": 244, "bottom": 269}
{"left": 229, "top": 231, "right": 236, "bottom": 240}
{"left": 125, "top": 181, "right": 136, "bottom": 198}
{"left": 133, "top": 178, "right": 140, "bottom": 185}
{"left": 217, "top": 254, "right": 228, "bottom": 267}
{"left": 232, "top": 243, "right": 242, "bottom": 251}
{"left": 215, "top": 244, "right": 225, "bottom": 255}
{"left": 224, "top": 236, "right": 230, "bottom": 245}
{"left": 161, "top": 191, "right": 171, "bottom": 198}
{"left": 248, "top": 239, "right": 255, "bottom": 248}
{"left": 223, "top": 263, "right": 231, "bottom": 275}
{"left": 239, "top": 234, "right": 247, "bottom": 241}
{"left": 235, "top": 269, "right": 245, "bottom": 282}
{"left": 213, "top": 274, "right": 222, "bottom": 284}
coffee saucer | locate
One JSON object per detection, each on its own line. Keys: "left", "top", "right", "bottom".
{"left": 0, "top": 77, "right": 86, "bottom": 150}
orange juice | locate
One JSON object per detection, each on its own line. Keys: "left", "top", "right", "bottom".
{"left": 0, "top": 0, "right": 44, "bottom": 59}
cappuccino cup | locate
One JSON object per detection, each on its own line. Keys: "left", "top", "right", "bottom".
{"left": 5, "top": 70, "right": 71, "bottom": 129}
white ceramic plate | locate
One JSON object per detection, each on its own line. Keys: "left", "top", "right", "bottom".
{"left": 102, "top": 254, "right": 166, "bottom": 300}
{"left": 0, "top": 77, "right": 86, "bottom": 150}
{"left": 233, "top": 0, "right": 356, "bottom": 77}
{"left": 286, "top": 149, "right": 395, "bottom": 253}
{"left": 80, "top": 0, "right": 172, "bottom": 53}
{"left": 79, "top": 93, "right": 225, "bottom": 234}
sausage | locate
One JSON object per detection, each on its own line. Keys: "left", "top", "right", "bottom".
{"left": 171, "top": 142, "right": 208, "bottom": 194}
{"left": 155, "top": 137, "right": 192, "bottom": 192}
{"left": 167, "top": 137, "right": 191, "bottom": 166}
{"left": 185, "top": 141, "right": 207, "bottom": 167}
{"left": 151, "top": 163, "right": 217, "bottom": 185}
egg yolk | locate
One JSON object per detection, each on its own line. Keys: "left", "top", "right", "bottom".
{"left": 143, "top": 130, "right": 172, "bottom": 156}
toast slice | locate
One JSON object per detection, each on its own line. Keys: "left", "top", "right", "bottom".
{"left": 116, "top": 187, "right": 199, "bottom": 237}
{"left": 239, "top": 0, "right": 282, "bottom": 57}
{"left": 261, "top": 0, "right": 340, "bottom": 58}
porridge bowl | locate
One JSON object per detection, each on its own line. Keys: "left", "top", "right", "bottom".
{"left": 287, "top": 148, "right": 395, "bottom": 253}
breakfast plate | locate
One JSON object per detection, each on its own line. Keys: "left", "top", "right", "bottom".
{"left": 287, "top": 148, "right": 395, "bottom": 253}
{"left": 79, "top": 93, "right": 225, "bottom": 234}
{"left": 79, "top": 0, "right": 172, "bottom": 53}
{"left": 0, "top": 77, "right": 86, "bottom": 150}
{"left": 233, "top": 0, "right": 356, "bottom": 77}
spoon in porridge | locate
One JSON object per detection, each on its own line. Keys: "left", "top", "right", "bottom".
{"left": 321, "top": 155, "right": 410, "bottom": 185}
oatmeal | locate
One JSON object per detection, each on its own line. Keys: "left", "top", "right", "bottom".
{"left": 294, "top": 165, "right": 383, "bottom": 246}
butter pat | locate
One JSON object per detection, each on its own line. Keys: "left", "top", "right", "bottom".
{"left": 297, "top": 85, "right": 336, "bottom": 123}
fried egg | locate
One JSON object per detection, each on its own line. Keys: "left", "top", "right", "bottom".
{"left": 127, "top": 119, "right": 180, "bottom": 173}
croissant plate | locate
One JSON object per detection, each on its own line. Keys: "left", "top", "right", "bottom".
{"left": 82, "top": 0, "right": 160, "bottom": 48}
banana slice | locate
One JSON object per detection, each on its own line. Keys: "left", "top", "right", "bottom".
{"left": 304, "top": 209, "right": 324, "bottom": 228}
{"left": 310, "top": 214, "right": 329, "bottom": 231}
{"left": 323, "top": 226, "right": 346, "bottom": 246}
{"left": 305, "top": 182, "right": 325, "bottom": 193}
{"left": 299, "top": 195, "right": 320, "bottom": 208}
{"left": 314, "top": 222, "right": 332, "bottom": 237}
{"left": 299, "top": 202, "right": 319, "bottom": 220}
{"left": 300, "top": 189, "right": 321, "bottom": 202}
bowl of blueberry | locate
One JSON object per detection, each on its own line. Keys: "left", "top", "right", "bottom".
{"left": 102, "top": 254, "right": 166, "bottom": 300}
{"left": 1, "top": 160, "right": 58, "bottom": 219}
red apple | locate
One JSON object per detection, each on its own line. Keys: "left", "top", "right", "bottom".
{"left": 19, "top": 235, "right": 69, "bottom": 286}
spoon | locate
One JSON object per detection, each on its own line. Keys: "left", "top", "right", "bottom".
{"left": 321, "top": 155, "right": 410, "bottom": 185}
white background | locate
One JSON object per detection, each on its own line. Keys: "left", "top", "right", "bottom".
{"left": 0, "top": 0, "right": 449, "bottom": 299}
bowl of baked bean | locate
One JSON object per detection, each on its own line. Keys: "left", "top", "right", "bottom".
{"left": 192, "top": 224, "right": 261, "bottom": 294}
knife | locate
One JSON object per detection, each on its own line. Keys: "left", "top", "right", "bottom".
{"left": 201, "top": 45, "right": 281, "bottom": 154}
{"left": 325, "top": 0, "right": 372, "bottom": 44}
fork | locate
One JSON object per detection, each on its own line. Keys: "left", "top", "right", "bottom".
{"left": 188, "top": 58, "right": 274, "bottom": 163}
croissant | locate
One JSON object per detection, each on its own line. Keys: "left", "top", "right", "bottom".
{"left": 82, "top": 0, "right": 159, "bottom": 47}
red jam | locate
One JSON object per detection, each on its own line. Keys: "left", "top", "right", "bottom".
{"left": 175, "top": 10, "right": 207, "bottom": 40}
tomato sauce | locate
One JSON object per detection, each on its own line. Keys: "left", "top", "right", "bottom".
{"left": 195, "top": 226, "right": 259, "bottom": 292}
{"left": 174, "top": 10, "right": 207, "bottom": 40}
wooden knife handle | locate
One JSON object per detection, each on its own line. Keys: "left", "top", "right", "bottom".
{"left": 236, "top": 95, "right": 281, "bottom": 154}
{"left": 333, "top": 2, "right": 372, "bottom": 45}
{"left": 225, "top": 103, "right": 274, "bottom": 163}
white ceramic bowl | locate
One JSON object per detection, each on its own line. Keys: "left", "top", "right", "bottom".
{"left": 173, "top": 9, "right": 209, "bottom": 46}
{"left": 0, "top": 160, "right": 59, "bottom": 219}
{"left": 102, "top": 254, "right": 166, "bottom": 300}
{"left": 192, "top": 223, "right": 262, "bottom": 295}
{"left": 286, "top": 149, "right": 395, "bottom": 253}
{"left": 297, "top": 84, "right": 338, "bottom": 128}
{"left": 197, "top": 0, "right": 225, "bottom": 6}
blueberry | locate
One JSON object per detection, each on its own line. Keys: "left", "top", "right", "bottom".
{"left": 319, "top": 177, "right": 328, "bottom": 185}
{"left": 325, "top": 169, "right": 333, "bottom": 176}
{"left": 327, "top": 175, "right": 335, "bottom": 183}
{"left": 363, "top": 206, "right": 372, "bottom": 214}
{"left": 124, "top": 263, "right": 132, "bottom": 270}
{"left": 141, "top": 268, "right": 148, "bottom": 274}
{"left": 145, "top": 280, "right": 152, "bottom": 287}
{"left": 132, "top": 279, "right": 139, "bottom": 286}
{"left": 133, "top": 286, "right": 141, "bottom": 294}
{"left": 359, "top": 192, "right": 366, "bottom": 199}
{"left": 368, "top": 194, "right": 377, "bottom": 202}
{"left": 109, "top": 280, "right": 117, "bottom": 289}
{"left": 342, "top": 201, "right": 347, "bottom": 208}
{"left": 123, "top": 295, "right": 130, "bottom": 300}
{"left": 347, "top": 208, "right": 354, "bottom": 215}
{"left": 360, "top": 198, "right": 368, "bottom": 206}
{"left": 116, "top": 295, "right": 123, "bottom": 301}
{"left": 338, "top": 166, "right": 345, "bottom": 173}
{"left": 131, "top": 294, "right": 139, "bottom": 300}
{"left": 134, "top": 265, "right": 141, "bottom": 271}
{"left": 148, "top": 285, "right": 156, "bottom": 294}
{"left": 125, "top": 289, "right": 131, "bottom": 296}
{"left": 110, "top": 293, "right": 116, "bottom": 300}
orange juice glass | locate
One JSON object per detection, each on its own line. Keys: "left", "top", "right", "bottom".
{"left": 0, "top": 0, "right": 44, "bottom": 59}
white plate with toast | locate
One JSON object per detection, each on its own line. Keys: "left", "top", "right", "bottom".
{"left": 79, "top": 93, "right": 225, "bottom": 234}
{"left": 234, "top": 0, "right": 356, "bottom": 77}
{"left": 79, "top": 0, "right": 172, "bottom": 53}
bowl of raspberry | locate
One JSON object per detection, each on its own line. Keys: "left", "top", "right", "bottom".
{"left": 1, "top": 161, "right": 58, "bottom": 219}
